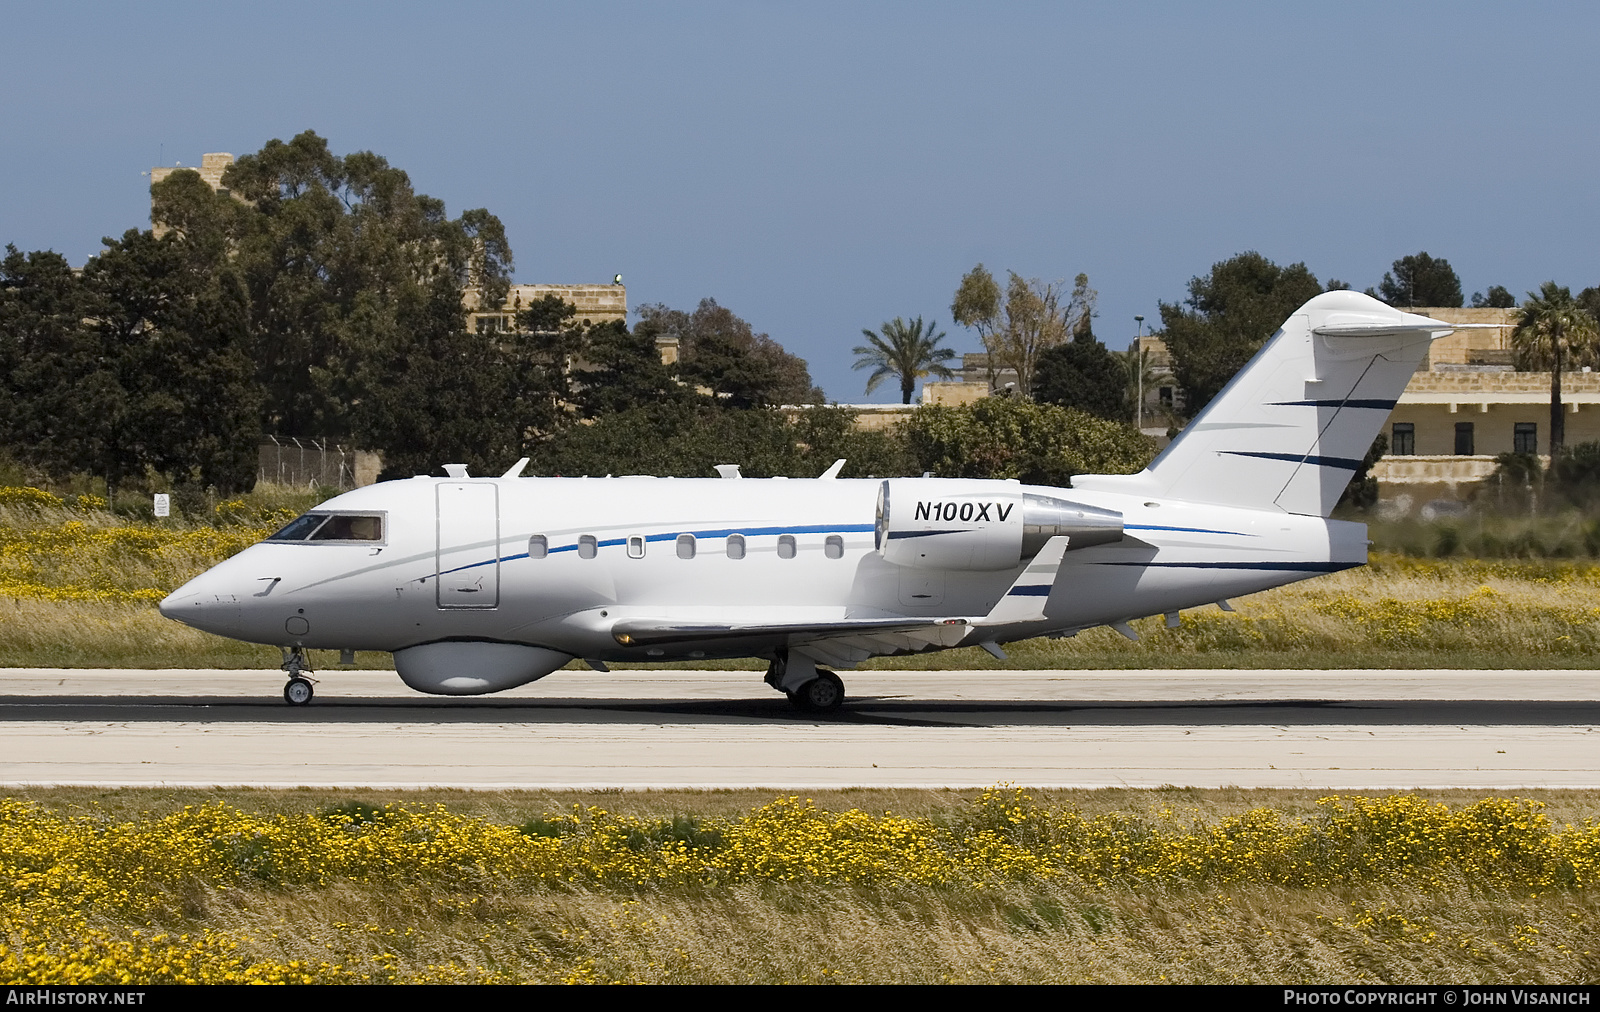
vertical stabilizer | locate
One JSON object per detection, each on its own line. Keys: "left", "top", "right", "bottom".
{"left": 1073, "top": 291, "right": 1456, "bottom": 516}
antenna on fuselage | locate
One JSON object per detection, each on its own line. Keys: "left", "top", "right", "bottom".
{"left": 443, "top": 464, "right": 470, "bottom": 478}
{"left": 714, "top": 464, "right": 743, "bottom": 479}
{"left": 501, "top": 457, "right": 530, "bottom": 478}
{"left": 817, "top": 459, "right": 846, "bottom": 479}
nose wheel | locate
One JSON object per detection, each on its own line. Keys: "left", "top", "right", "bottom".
{"left": 280, "top": 647, "right": 316, "bottom": 706}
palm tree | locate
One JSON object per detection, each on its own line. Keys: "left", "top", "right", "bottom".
{"left": 1510, "top": 282, "right": 1600, "bottom": 458}
{"left": 1115, "top": 344, "right": 1166, "bottom": 429}
{"left": 853, "top": 316, "right": 957, "bottom": 404}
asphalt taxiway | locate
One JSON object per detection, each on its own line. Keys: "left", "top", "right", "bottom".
{"left": 0, "top": 668, "right": 1595, "bottom": 790}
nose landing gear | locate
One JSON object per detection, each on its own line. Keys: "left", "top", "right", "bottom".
{"left": 281, "top": 647, "right": 317, "bottom": 706}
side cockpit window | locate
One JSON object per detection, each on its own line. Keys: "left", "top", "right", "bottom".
{"left": 268, "top": 513, "right": 384, "bottom": 543}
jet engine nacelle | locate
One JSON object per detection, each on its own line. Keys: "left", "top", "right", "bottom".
{"left": 875, "top": 478, "right": 1124, "bottom": 571}
{"left": 394, "top": 641, "right": 573, "bottom": 695}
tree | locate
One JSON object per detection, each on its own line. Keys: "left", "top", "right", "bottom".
{"left": 1510, "top": 282, "right": 1600, "bottom": 458}
{"left": 1575, "top": 286, "right": 1600, "bottom": 325}
{"left": 1472, "top": 285, "right": 1516, "bottom": 309}
{"left": 951, "top": 264, "right": 1002, "bottom": 391}
{"left": 903, "top": 397, "right": 1156, "bottom": 486}
{"left": 1114, "top": 344, "right": 1168, "bottom": 429}
{"left": 635, "top": 299, "right": 821, "bottom": 408}
{"left": 852, "top": 316, "right": 955, "bottom": 404}
{"left": 996, "top": 273, "right": 1094, "bottom": 400}
{"left": 1032, "top": 331, "right": 1129, "bottom": 422}
{"left": 1157, "top": 252, "right": 1323, "bottom": 415}
{"left": 569, "top": 320, "right": 695, "bottom": 418}
{"left": 1372, "top": 251, "right": 1463, "bottom": 308}
{"left": 0, "top": 246, "right": 117, "bottom": 485}
{"left": 208, "top": 130, "right": 516, "bottom": 442}
{"left": 526, "top": 403, "right": 913, "bottom": 479}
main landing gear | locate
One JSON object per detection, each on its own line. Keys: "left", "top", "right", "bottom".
{"left": 281, "top": 647, "right": 316, "bottom": 706}
{"left": 765, "top": 652, "right": 845, "bottom": 714}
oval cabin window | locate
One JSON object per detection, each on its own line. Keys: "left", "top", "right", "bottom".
{"left": 825, "top": 535, "right": 844, "bottom": 559}
{"left": 677, "top": 534, "right": 696, "bottom": 559}
{"left": 777, "top": 535, "right": 797, "bottom": 559}
{"left": 578, "top": 535, "right": 598, "bottom": 559}
{"left": 528, "top": 535, "right": 548, "bottom": 559}
{"left": 726, "top": 534, "right": 746, "bottom": 559}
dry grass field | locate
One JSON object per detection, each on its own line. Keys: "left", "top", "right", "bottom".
{"left": 0, "top": 481, "right": 1596, "bottom": 669}
{"left": 0, "top": 786, "right": 1596, "bottom": 984}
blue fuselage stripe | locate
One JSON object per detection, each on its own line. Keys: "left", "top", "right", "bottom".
{"left": 437, "top": 523, "right": 877, "bottom": 576}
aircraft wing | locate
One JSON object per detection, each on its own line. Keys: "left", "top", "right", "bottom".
{"left": 608, "top": 536, "right": 1074, "bottom": 668}
{"left": 610, "top": 615, "right": 969, "bottom": 648}
{"left": 609, "top": 615, "right": 974, "bottom": 669}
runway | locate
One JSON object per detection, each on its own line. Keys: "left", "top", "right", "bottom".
{"left": 0, "top": 667, "right": 1596, "bottom": 790}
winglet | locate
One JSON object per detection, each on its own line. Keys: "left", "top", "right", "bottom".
{"left": 714, "top": 464, "right": 743, "bottom": 479}
{"left": 818, "top": 459, "right": 846, "bottom": 480}
{"left": 501, "top": 457, "right": 530, "bottom": 478}
{"left": 976, "top": 535, "right": 1069, "bottom": 626}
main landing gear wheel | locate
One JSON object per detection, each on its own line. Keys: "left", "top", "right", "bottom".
{"left": 283, "top": 677, "right": 314, "bottom": 706}
{"left": 790, "top": 670, "right": 845, "bottom": 714}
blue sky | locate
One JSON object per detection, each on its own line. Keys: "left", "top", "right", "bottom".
{"left": 3, "top": 2, "right": 1597, "bottom": 401}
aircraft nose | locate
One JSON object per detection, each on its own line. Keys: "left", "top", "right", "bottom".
{"left": 158, "top": 573, "right": 244, "bottom": 635}
{"left": 157, "top": 589, "right": 183, "bottom": 621}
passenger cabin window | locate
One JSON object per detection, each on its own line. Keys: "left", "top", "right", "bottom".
{"left": 726, "top": 534, "right": 746, "bottom": 559}
{"left": 268, "top": 513, "right": 383, "bottom": 542}
{"left": 777, "top": 535, "right": 797, "bottom": 559}
{"left": 628, "top": 536, "right": 645, "bottom": 559}
{"left": 528, "top": 535, "right": 548, "bottom": 559}
{"left": 1391, "top": 422, "right": 1415, "bottom": 456}
{"left": 677, "top": 534, "right": 696, "bottom": 559}
{"left": 825, "top": 535, "right": 844, "bottom": 559}
{"left": 578, "top": 535, "right": 598, "bottom": 559}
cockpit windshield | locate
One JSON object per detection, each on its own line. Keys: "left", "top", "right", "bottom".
{"left": 267, "top": 513, "right": 384, "bottom": 543}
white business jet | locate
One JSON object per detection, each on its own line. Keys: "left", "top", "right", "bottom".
{"left": 160, "top": 291, "right": 1476, "bottom": 711}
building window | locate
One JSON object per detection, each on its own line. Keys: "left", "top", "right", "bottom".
{"left": 475, "top": 315, "right": 507, "bottom": 334}
{"left": 578, "top": 535, "right": 597, "bottom": 559}
{"left": 1391, "top": 422, "right": 1415, "bottom": 456}
{"left": 825, "top": 535, "right": 844, "bottom": 559}
{"left": 528, "top": 535, "right": 548, "bottom": 559}
{"left": 726, "top": 534, "right": 746, "bottom": 559}
{"left": 777, "top": 535, "right": 797, "bottom": 559}
{"left": 676, "top": 533, "right": 696, "bottom": 559}
{"left": 1159, "top": 386, "right": 1174, "bottom": 407}
{"left": 1455, "top": 422, "right": 1475, "bottom": 456}
{"left": 1514, "top": 422, "right": 1538, "bottom": 455}
{"left": 627, "top": 536, "right": 645, "bottom": 559}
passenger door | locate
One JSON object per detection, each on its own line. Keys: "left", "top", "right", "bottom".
{"left": 436, "top": 483, "right": 500, "bottom": 609}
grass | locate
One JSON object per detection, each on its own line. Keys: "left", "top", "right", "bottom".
{"left": 2, "top": 555, "right": 1596, "bottom": 670}
{"left": 4, "top": 485, "right": 1600, "bottom": 669}
{"left": 1, "top": 786, "right": 1598, "bottom": 984}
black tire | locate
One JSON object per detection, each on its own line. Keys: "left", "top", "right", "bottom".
{"left": 284, "top": 677, "right": 314, "bottom": 706}
{"left": 791, "top": 671, "right": 845, "bottom": 713}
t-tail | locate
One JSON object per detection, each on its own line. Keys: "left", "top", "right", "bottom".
{"left": 1074, "top": 290, "right": 1472, "bottom": 516}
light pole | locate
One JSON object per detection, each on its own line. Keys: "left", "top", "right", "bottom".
{"left": 1133, "top": 315, "right": 1145, "bottom": 430}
